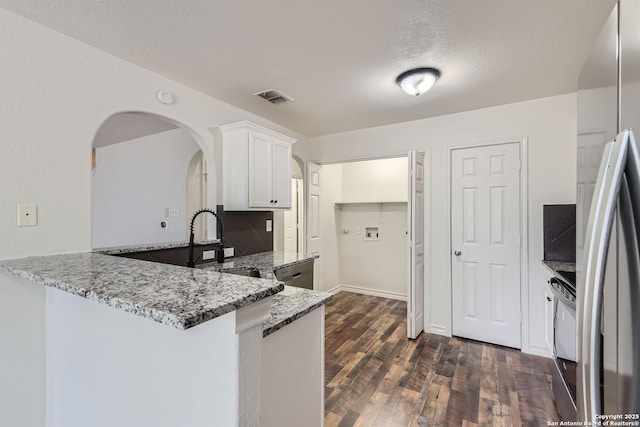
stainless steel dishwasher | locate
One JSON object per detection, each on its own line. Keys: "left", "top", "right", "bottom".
{"left": 273, "top": 259, "right": 314, "bottom": 289}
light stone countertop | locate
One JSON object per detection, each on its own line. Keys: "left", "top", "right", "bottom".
{"left": 542, "top": 260, "right": 576, "bottom": 273}
{"left": 197, "top": 251, "right": 328, "bottom": 336}
{"left": 264, "top": 286, "right": 332, "bottom": 337}
{"left": 0, "top": 250, "right": 331, "bottom": 336}
{"left": 200, "top": 251, "right": 319, "bottom": 279}
{"left": 0, "top": 252, "right": 282, "bottom": 330}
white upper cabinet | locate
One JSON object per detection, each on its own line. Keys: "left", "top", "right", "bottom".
{"left": 221, "top": 121, "right": 295, "bottom": 211}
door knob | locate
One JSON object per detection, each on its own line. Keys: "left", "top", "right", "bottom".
{"left": 454, "top": 250, "right": 462, "bottom": 256}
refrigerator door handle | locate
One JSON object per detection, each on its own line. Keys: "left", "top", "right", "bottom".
{"left": 621, "top": 131, "right": 640, "bottom": 412}
{"left": 626, "top": 131, "right": 640, "bottom": 244}
{"left": 619, "top": 173, "right": 640, "bottom": 413}
{"left": 579, "top": 130, "right": 630, "bottom": 421}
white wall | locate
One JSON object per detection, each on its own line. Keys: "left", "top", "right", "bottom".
{"left": 340, "top": 157, "right": 408, "bottom": 202}
{"left": 262, "top": 307, "right": 324, "bottom": 427}
{"left": 0, "top": 272, "right": 46, "bottom": 427}
{"left": 92, "top": 128, "right": 201, "bottom": 248}
{"left": 0, "top": 8, "right": 300, "bottom": 424}
{"left": 0, "top": 8, "right": 301, "bottom": 261}
{"left": 339, "top": 204, "right": 407, "bottom": 298}
{"left": 317, "top": 158, "right": 408, "bottom": 298}
{"left": 317, "top": 164, "right": 343, "bottom": 291}
{"left": 295, "top": 94, "right": 577, "bottom": 356}
{"left": 46, "top": 287, "right": 239, "bottom": 427}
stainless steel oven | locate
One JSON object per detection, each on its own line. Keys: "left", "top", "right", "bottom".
{"left": 548, "top": 271, "right": 577, "bottom": 420}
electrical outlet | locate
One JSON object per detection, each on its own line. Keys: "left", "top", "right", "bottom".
{"left": 202, "top": 250, "right": 216, "bottom": 260}
{"left": 164, "top": 208, "right": 180, "bottom": 217}
{"left": 17, "top": 204, "right": 38, "bottom": 226}
{"left": 224, "top": 247, "right": 235, "bottom": 257}
{"left": 266, "top": 219, "right": 272, "bottom": 232}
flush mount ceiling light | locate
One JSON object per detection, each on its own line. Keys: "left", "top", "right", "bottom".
{"left": 396, "top": 67, "right": 440, "bottom": 96}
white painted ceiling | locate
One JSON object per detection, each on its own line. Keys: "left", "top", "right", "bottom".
{"left": 0, "top": 0, "right": 616, "bottom": 137}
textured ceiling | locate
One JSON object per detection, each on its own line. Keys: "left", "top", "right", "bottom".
{"left": 0, "top": 0, "right": 616, "bottom": 137}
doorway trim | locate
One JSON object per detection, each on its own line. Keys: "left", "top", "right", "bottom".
{"left": 446, "top": 137, "right": 530, "bottom": 353}
{"left": 307, "top": 150, "right": 431, "bottom": 335}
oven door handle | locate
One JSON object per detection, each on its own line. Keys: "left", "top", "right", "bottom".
{"left": 547, "top": 279, "right": 576, "bottom": 309}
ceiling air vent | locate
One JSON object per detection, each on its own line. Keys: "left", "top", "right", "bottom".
{"left": 253, "top": 89, "right": 294, "bottom": 105}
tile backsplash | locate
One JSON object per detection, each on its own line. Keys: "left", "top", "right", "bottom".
{"left": 216, "top": 205, "right": 273, "bottom": 257}
{"left": 543, "top": 204, "right": 576, "bottom": 262}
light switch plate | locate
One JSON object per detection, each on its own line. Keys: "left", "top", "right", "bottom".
{"left": 17, "top": 204, "right": 38, "bottom": 226}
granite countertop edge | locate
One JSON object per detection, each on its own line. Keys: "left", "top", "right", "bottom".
{"left": 0, "top": 254, "right": 284, "bottom": 330}
{"left": 200, "top": 251, "right": 320, "bottom": 276}
{"left": 542, "top": 260, "right": 577, "bottom": 273}
{"left": 272, "top": 254, "right": 320, "bottom": 271}
{"left": 96, "top": 240, "right": 221, "bottom": 255}
{"left": 1, "top": 250, "right": 325, "bottom": 333}
{"left": 263, "top": 291, "right": 333, "bottom": 337}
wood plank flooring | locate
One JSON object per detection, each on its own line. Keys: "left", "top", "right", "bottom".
{"left": 324, "top": 292, "right": 560, "bottom": 427}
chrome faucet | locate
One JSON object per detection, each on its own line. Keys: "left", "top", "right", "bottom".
{"left": 187, "top": 208, "right": 224, "bottom": 268}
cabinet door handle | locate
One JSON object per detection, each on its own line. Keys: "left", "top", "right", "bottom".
{"left": 270, "top": 200, "right": 274, "bottom": 203}
{"left": 274, "top": 200, "right": 278, "bottom": 204}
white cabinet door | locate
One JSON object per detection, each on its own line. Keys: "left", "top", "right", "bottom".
{"left": 221, "top": 121, "right": 296, "bottom": 211}
{"left": 248, "top": 132, "right": 273, "bottom": 208}
{"left": 271, "top": 139, "right": 292, "bottom": 209}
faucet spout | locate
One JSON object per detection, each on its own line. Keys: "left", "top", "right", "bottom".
{"left": 187, "top": 208, "right": 224, "bottom": 268}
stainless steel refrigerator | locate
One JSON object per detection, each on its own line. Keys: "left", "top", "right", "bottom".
{"left": 577, "top": 0, "right": 640, "bottom": 421}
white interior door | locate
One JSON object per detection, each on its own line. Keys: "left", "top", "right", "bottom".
{"left": 407, "top": 151, "right": 425, "bottom": 339}
{"left": 451, "top": 142, "right": 522, "bottom": 348}
{"left": 284, "top": 179, "right": 300, "bottom": 253}
{"left": 186, "top": 151, "right": 207, "bottom": 241}
{"left": 306, "top": 163, "right": 321, "bottom": 256}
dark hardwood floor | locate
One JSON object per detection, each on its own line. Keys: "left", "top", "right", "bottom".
{"left": 324, "top": 292, "right": 560, "bottom": 427}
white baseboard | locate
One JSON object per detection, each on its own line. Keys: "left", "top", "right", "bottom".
{"left": 523, "top": 344, "right": 553, "bottom": 359}
{"left": 326, "top": 286, "right": 342, "bottom": 295}
{"left": 429, "top": 324, "right": 449, "bottom": 337}
{"left": 330, "top": 285, "right": 406, "bottom": 301}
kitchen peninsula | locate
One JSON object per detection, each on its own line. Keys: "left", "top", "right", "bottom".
{"left": 0, "top": 250, "right": 331, "bottom": 427}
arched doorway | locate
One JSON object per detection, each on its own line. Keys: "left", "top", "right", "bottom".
{"left": 91, "top": 112, "right": 211, "bottom": 249}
